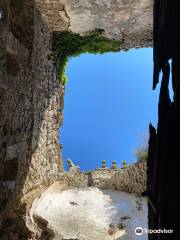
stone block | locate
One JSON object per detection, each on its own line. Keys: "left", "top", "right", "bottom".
{"left": 7, "top": 144, "right": 18, "bottom": 160}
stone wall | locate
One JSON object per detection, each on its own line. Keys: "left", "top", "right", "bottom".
{"left": 0, "top": 2, "right": 66, "bottom": 237}
{"left": 59, "top": 160, "right": 147, "bottom": 193}
{"left": 28, "top": 161, "right": 147, "bottom": 238}
{"left": 0, "top": 0, "right": 152, "bottom": 238}
{"left": 0, "top": 2, "right": 34, "bottom": 211}
{"left": 89, "top": 161, "right": 147, "bottom": 193}
{"left": 60, "top": 0, "right": 153, "bottom": 48}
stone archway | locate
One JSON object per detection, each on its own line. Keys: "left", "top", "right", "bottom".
{"left": 0, "top": 0, "right": 153, "bottom": 238}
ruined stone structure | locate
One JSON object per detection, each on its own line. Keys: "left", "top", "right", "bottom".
{"left": 56, "top": 160, "right": 147, "bottom": 193}
{"left": 90, "top": 160, "right": 147, "bottom": 193}
{"left": 0, "top": 0, "right": 153, "bottom": 238}
{"left": 28, "top": 161, "right": 147, "bottom": 239}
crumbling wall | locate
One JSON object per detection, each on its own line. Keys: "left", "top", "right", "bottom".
{"left": 0, "top": 0, "right": 34, "bottom": 210}
{"left": 56, "top": 161, "right": 147, "bottom": 193}
{"left": 0, "top": 2, "right": 65, "bottom": 238}
{"left": 90, "top": 161, "right": 147, "bottom": 193}
{"left": 29, "top": 159, "right": 147, "bottom": 239}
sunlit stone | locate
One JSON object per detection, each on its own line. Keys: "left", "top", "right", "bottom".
{"left": 31, "top": 187, "right": 147, "bottom": 240}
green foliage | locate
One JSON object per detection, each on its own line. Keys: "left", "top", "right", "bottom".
{"left": 53, "top": 30, "right": 121, "bottom": 84}
{"left": 122, "top": 160, "right": 128, "bottom": 168}
{"left": 134, "top": 147, "right": 148, "bottom": 162}
{"left": 134, "top": 131, "right": 149, "bottom": 162}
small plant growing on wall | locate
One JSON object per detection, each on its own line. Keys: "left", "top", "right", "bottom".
{"left": 134, "top": 131, "right": 149, "bottom": 162}
{"left": 122, "top": 160, "right": 128, "bottom": 168}
{"left": 134, "top": 147, "right": 148, "bottom": 162}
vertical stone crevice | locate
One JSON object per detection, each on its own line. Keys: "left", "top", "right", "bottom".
{"left": 148, "top": 1, "right": 180, "bottom": 239}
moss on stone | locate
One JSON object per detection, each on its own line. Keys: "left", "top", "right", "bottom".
{"left": 53, "top": 29, "right": 121, "bottom": 84}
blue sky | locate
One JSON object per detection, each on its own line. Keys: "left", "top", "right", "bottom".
{"left": 60, "top": 48, "right": 160, "bottom": 171}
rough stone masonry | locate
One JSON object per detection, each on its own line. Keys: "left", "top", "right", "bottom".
{"left": 0, "top": 0, "right": 153, "bottom": 238}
